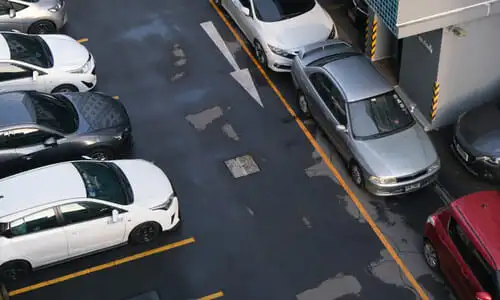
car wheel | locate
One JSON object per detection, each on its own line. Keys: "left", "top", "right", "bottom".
{"left": 0, "top": 260, "right": 31, "bottom": 282}
{"left": 52, "top": 84, "right": 79, "bottom": 93}
{"left": 88, "top": 148, "right": 114, "bottom": 161}
{"left": 129, "top": 222, "right": 161, "bottom": 244}
{"left": 349, "top": 161, "right": 364, "bottom": 187}
{"left": 28, "top": 20, "right": 57, "bottom": 34}
{"left": 423, "top": 239, "right": 440, "bottom": 271}
{"left": 254, "top": 40, "right": 267, "bottom": 68}
{"left": 296, "top": 90, "right": 311, "bottom": 118}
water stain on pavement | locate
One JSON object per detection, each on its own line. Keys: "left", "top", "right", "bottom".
{"left": 221, "top": 123, "right": 239, "bottom": 141}
{"left": 296, "top": 273, "right": 362, "bottom": 300}
{"left": 121, "top": 17, "right": 173, "bottom": 41}
{"left": 171, "top": 43, "right": 187, "bottom": 81}
{"left": 185, "top": 106, "right": 223, "bottom": 131}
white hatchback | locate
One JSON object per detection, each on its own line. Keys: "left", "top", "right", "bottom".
{"left": 0, "top": 159, "right": 180, "bottom": 280}
{"left": 217, "top": 0, "right": 337, "bottom": 72}
{"left": 0, "top": 31, "right": 96, "bottom": 93}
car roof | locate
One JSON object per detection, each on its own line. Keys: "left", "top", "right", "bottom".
{"left": 0, "top": 162, "right": 86, "bottom": 218}
{"left": 0, "top": 33, "right": 9, "bottom": 60}
{"left": 323, "top": 54, "right": 393, "bottom": 102}
{"left": 0, "top": 92, "right": 35, "bottom": 128}
{"left": 452, "top": 191, "right": 500, "bottom": 269}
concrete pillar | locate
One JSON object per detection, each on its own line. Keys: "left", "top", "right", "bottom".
{"left": 365, "top": 13, "right": 395, "bottom": 61}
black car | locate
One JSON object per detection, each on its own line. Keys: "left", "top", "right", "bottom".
{"left": 452, "top": 100, "right": 500, "bottom": 181}
{"left": 0, "top": 91, "right": 132, "bottom": 177}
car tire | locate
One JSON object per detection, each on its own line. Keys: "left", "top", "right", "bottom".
{"left": 0, "top": 260, "right": 31, "bottom": 282}
{"left": 254, "top": 40, "right": 268, "bottom": 68}
{"left": 349, "top": 161, "right": 364, "bottom": 187}
{"left": 296, "top": 90, "right": 311, "bottom": 118}
{"left": 87, "top": 147, "right": 114, "bottom": 161}
{"left": 423, "top": 239, "right": 440, "bottom": 272}
{"left": 0, "top": 282, "right": 8, "bottom": 300}
{"left": 129, "top": 222, "right": 161, "bottom": 244}
{"left": 28, "top": 20, "right": 57, "bottom": 34}
{"left": 52, "top": 84, "right": 79, "bottom": 93}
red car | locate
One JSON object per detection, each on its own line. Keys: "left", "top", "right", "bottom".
{"left": 424, "top": 191, "right": 500, "bottom": 300}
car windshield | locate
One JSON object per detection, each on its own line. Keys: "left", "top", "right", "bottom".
{"left": 2, "top": 33, "right": 53, "bottom": 68}
{"left": 72, "top": 161, "right": 133, "bottom": 205}
{"left": 348, "top": 92, "right": 414, "bottom": 140}
{"left": 23, "top": 92, "right": 78, "bottom": 134}
{"left": 253, "top": 0, "right": 316, "bottom": 22}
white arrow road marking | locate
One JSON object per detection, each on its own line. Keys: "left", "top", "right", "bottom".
{"left": 201, "top": 21, "right": 239, "bottom": 71}
{"left": 230, "top": 69, "right": 263, "bottom": 107}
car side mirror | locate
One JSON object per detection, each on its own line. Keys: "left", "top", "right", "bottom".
{"left": 43, "top": 137, "right": 57, "bottom": 147}
{"left": 336, "top": 124, "right": 348, "bottom": 133}
{"left": 32, "top": 70, "right": 39, "bottom": 81}
{"left": 8, "top": 9, "right": 15, "bottom": 18}
{"left": 476, "top": 292, "right": 492, "bottom": 300}
{"left": 111, "top": 209, "right": 119, "bottom": 223}
{"left": 240, "top": 6, "right": 250, "bottom": 16}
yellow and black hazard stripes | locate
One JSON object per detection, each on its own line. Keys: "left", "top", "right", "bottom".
{"left": 431, "top": 82, "right": 440, "bottom": 120}
{"left": 370, "top": 18, "right": 377, "bottom": 60}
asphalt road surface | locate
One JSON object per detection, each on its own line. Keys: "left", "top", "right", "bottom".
{"left": 4, "top": 0, "right": 472, "bottom": 299}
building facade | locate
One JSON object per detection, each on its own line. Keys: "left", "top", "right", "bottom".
{"left": 364, "top": 0, "right": 500, "bottom": 129}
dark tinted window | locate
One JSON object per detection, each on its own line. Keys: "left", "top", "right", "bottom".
{"left": 0, "top": 2, "right": 10, "bottom": 15}
{"left": 253, "top": 0, "right": 315, "bottom": 22}
{"left": 60, "top": 202, "right": 118, "bottom": 224}
{"left": 72, "top": 161, "right": 132, "bottom": 205}
{"left": 348, "top": 92, "right": 414, "bottom": 140}
{"left": 0, "top": 127, "right": 50, "bottom": 148}
{"left": 8, "top": 208, "right": 59, "bottom": 237}
{"left": 27, "top": 93, "right": 78, "bottom": 134}
{"left": 240, "top": 0, "right": 250, "bottom": 8}
{"left": 449, "top": 217, "right": 498, "bottom": 297}
{"left": 0, "top": 63, "right": 31, "bottom": 82}
{"left": 310, "top": 73, "right": 347, "bottom": 125}
{"left": 11, "top": 2, "right": 28, "bottom": 11}
{"left": 2, "top": 33, "right": 53, "bottom": 68}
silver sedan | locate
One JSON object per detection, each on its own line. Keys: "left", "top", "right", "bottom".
{"left": 0, "top": 0, "right": 67, "bottom": 34}
{"left": 291, "top": 40, "right": 440, "bottom": 196}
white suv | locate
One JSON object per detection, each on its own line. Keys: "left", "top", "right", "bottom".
{"left": 0, "top": 31, "right": 96, "bottom": 93}
{"left": 0, "top": 159, "right": 180, "bottom": 280}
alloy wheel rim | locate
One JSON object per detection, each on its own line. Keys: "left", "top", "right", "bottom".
{"left": 298, "top": 94, "right": 308, "bottom": 114}
{"left": 37, "top": 24, "right": 50, "bottom": 34}
{"left": 140, "top": 225, "right": 155, "bottom": 242}
{"left": 58, "top": 88, "right": 73, "bottom": 92}
{"left": 351, "top": 166, "right": 362, "bottom": 185}
{"left": 255, "top": 44, "right": 265, "bottom": 64}
{"left": 90, "top": 152, "right": 108, "bottom": 161}
{"left": 424, "top": 243, "right": 437, "bottom": 267}
{"left": 5, "top": 267, "right": 24, "bottom": 281}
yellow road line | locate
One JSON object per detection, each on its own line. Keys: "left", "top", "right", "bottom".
{"left": 77, "top": 38, "right": 88, "bottom": 43}
{"left": 208, "top": 1, "right": 429, "bottom": 299}
{"left": 198, "top": 291, "right": 224, "bottom": 300}
{"left": 9, "top": 237, "right": 196, "bottom": 297}
{"left": 112, "top": 95, "right": 120, "bottom": 100}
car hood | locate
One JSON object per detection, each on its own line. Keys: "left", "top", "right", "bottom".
{"left": 60, "top": 92, "right": 130, "bottom": 133}
{"left": 457, "top": 102, "right": 500, "bottom": 156}
{"left": 113, "top": 160, "right": 173, "bottom": 208}
{"left": 40, "top": 35, "right": 89, "bottom": 71}
{"left": 354, "top": 125, "right": 438, "bottom": 177}
{"left": 261, "top": 3, "right": 333, "bottom": 49}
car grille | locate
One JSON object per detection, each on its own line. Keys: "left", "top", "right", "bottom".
{"left": 396, "top": 169, "right": 427, "bottom": 183}
{"left": 284, "top": 50, "right": 300, "bottom": 59}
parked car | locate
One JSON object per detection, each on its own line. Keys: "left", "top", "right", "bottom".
{"left": 0, "top": 31, "right": 96, "bottom": 93}
{"left": 452, "top": 100, "right": 500, "bottom": 182}
{"left": 291, "top": 40, "right": 440, "bottom": 196}
{"left": 215, "top": 0, "right": 337, "bottom": 72}
{"left": 423, "top": 191, "right": 500, "bottom": 300}
{"left": 0, "top": 0, "right": 67, "bottom": 34}
{"left": 0, "top": 159, "right": 181, "bottom": 281}
{"left": 347, "top": 0, "right": 368, "bottom": 47}
{"left": 0, "top": 91, "right": 132, "bottom": 177}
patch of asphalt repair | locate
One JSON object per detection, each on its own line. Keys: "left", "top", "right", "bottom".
{"left": 185, "top": 106, "right": 224, "bottom": 131}
{"left": 296, "top": 273, "right": 362, "bottom": 300}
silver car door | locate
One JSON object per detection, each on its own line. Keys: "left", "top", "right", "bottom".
{"left": 306, "top": 72, "right": 336, "bottom": 131}
{"left": 324, "top": 85, "right": 351, "bottom": 158}
{"left": 0, "top": 1, "right": 20, "bottom": 31}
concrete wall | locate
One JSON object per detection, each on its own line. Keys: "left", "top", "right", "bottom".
{"left": 434, "top": 13, "right": 500, "bottom": 126}
{"left": 397, "top": 0, "right": 500, "bottom": 38}
{"left": 399, "top": 29, "right": 442, "bottom": 121}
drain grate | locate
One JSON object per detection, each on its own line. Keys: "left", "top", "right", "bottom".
{"left": 224, "top": 154, "right": 260, "bottom": 178}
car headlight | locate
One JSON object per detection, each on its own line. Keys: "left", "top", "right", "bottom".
{"left": 151, "top": 192, "right": 176, "bottom": 211}
{"left": 70, "top": 60, "right": 91, "bottom": 74}
{"left": 478, "top": 156, "right": 500, "bottom": 165}
{"left": 49, "top": 3, "right": 62, "bottom": 12}
{"left": 268, "top": 44, "right": 290, "bottom": 57}
{"left": 427, "top": 160, "right": 441, "bottom": 173}
{"left": 369, "top": 176, "right": 397, "bottom": 185}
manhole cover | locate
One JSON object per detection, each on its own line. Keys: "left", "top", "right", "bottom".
{"left": 224, "top": 154, "right": 260, "bottom": 178}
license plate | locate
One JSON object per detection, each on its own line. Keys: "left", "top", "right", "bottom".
{"left": 405, "top": 183, "right": 421, "bottom": 192}
{"left": 455, "top": 143, "right": 469, "bottom": 162}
